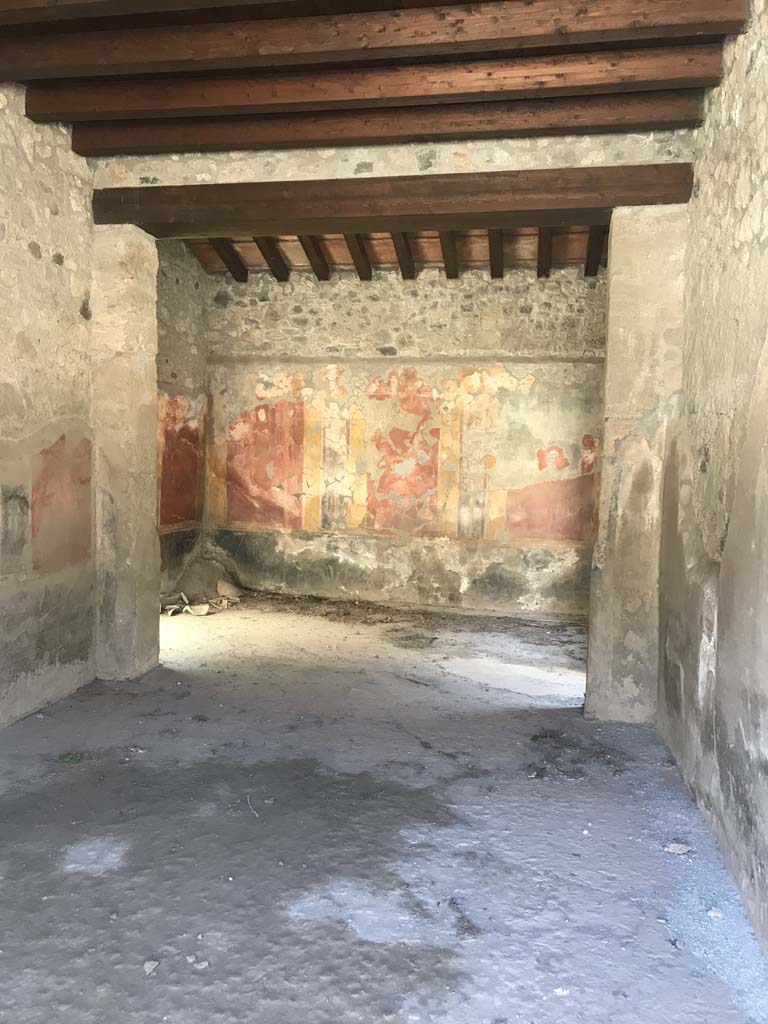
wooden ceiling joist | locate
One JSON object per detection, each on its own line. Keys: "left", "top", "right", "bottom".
{"left": 209, "top": 237, "right": 249, "bottom": 281}
{"left": 344, "top": 234, "right": 373, "bottom": 281}
{"left": 92, "top": 165, "right": 694, "bottom": 240}
{"left": 70, "top": 91, "right": 705, "bottom": 158}
{"left": 488, "top": 229, "right": 504, "bottom": 279}
{"left": 391, "top": 232, "right": 415, "bottom": 280}
{"left": 585, "top": 225, "right": 610, "bottom": 277}
{"left": 439, "top": 231, "right": 459, "bottom": 279}
{"left": 26, "top": 46, "right": 721, "bottom": 123}
{"left": 298, "top": 234, "right": 331, "bottom": 281}
{"left": 537, "top": 227, "right": 554, "bottom": 279}
{"left": 253, "top": 236, "right": 290, "bottom": 281}
{"left": 0, "top": 0, "right": 506, "bottom": 28}
{"left": 0, "top": 0, "right": 746, "bottom": 80}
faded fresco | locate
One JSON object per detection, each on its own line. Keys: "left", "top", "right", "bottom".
{"left": 203, "top": 362, "right": 603, "bottom": 547}
{"left": 31, "top": 432, "right": 92, "bottom": 573}
{"left": 157, "top": 393, "right": 206, "bottom": 528}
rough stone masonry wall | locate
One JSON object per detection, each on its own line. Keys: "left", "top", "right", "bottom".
{"left": 0, "top": 84, "right": 96, "bottom": 725}
{"left": 166, "top": 264, "right": 608, "bottom": 616}
{"left": 156, "top": 242, "right": 211, "bottom": 591}
{"left": 658, "top": 0, "right": 768, "bottom": 948}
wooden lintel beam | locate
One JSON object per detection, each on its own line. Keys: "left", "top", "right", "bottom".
{"left": 1, "top": 1, "right": 746, "bottom": 80}
{"left": 253, "top": 236, "right": 290, "bottom": 281}
{"left": 488, "top": 229, "right": 504, "bottom": 279}
{"left": 392, "top": 233, "right": 415, "bottom": 280}
{"left": 209, "top": 237, "right": 248, "bottom": 282}
{"left": 344, "top": 234, "right": 372, "bottom": 281}
{"left": 585, "top": 224, "right": 610, "bottom": 277}
{"left": 537, "top": 227, "right": 554, "bottom": 278}
{"left": 298, "top": 234, "right": 331, "bottom": 281}
{"left": 27, "top": 46, "right": 721, "bottom": 123}
{"left": 71, "top": 92, "right": 704, "bottom": 157}
{"left": 92, "top": 164, "right": 693, "bottom": 241}
{"left": 439, "top": 231, "right": 459, "bottom": 279}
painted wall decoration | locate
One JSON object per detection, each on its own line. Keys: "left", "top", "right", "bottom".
{"left": 204, "top": 361, "right": 603, "bottom": 548}
{"left": 157, "top": 393, "right": 206, "bottom": 528}
{"left": 30, "top": 432, "right": 92, "bottom": 573}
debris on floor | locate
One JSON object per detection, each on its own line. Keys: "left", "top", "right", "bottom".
{"left": 161, "top": 579, "right": 243, "bottom": 617}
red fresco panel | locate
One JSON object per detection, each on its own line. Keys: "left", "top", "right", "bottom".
{"left": 227, "top": 400, "right": 305, "bottom": 529}
{"left": 159, "top": 395, "right": 204, "bottom": 527}
{"left": 506, "top": 472, "right": 599, "bottom": 542}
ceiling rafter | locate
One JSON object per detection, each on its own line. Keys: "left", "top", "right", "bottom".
{"left": 26, "top": 46, "right": 721, "bottom": 123}
{"left": 253, "top": 236, "right": 290, "bottom": 281}
{"left": 537, "top": 228, "right": 554, "bottom": 279}
{"left": 69, "top": 91, "right": 705, "bottom": 157}
{"left": 0, "top": 1, "right": 745, "bottom": 79}
{"left": 392, "top": 232, "right": 416, "bottom": 280}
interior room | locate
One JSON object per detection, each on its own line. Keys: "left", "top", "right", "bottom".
{"left": 0, "top": 1, "right": 766, "bottom": 1021}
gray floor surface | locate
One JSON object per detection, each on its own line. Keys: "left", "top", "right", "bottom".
{"left": 0, "top": 596, "right": 766, "bottom": 1023}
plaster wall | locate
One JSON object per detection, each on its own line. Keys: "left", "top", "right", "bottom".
{"left": 658, "top": 0, "right": 768, "bottom": 948}
{"left": 0, "top": 84, "right": 96, "bottom": 724}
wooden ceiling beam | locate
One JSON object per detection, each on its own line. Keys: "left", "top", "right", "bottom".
{"left": 439, "top": 231, "right": 459, "bottom": 279}
{"left": 298, "top": 234, "right": 331, "bottom": 281}
{"left": 392, "top": 233, "right": 415, "bottom": 280}
{"left": 0, "top": 0, "right": 282, "bottom": 26}
{"left": 209, "top": 237, "right": 249, "bottom": 282}
{"left": 585, "top": 224, "right": 610, "bottom": 277}
{"left": 488, "top": 229, "right": 504, "bottom": 279}
{"left": 0, "top": 0, "right": 505, "bottom": 28}
{"left": 537, "top": 227, "right": 553, "bottom": 278}
{"left": 70, "top": 91, "right": 705, "bottom": 157}
{"left": 253, "top": 236, "right": 290, "bottom": 281}
{"left": 92, "top": 164, "right": 694, "bottom": 240}
{"left": 1, "top": 1, "right": 746, "bottom": 80}
{"left": 344, "top": 234, "right": 372, "bottom": 281}
{"left": 27, "top": 46, "right": 720, "bottom": 123}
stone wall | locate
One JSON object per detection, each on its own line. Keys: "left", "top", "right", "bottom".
{"left": 0, "top": 84, "right": 96, "bottom": 724}
{"left": 657, "top": 0, "right": 768, "bottom": 948}
{"left": 157, "top": 260, "right": 607, "bottom": 615}
{"left": 156, "top": 242, "right": 211, "bottom": 591}
{"left": 94, "top": 131, "right": 694, "bottom": 189}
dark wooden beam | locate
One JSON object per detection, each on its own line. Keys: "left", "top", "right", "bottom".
{"left": 70, "top": 91, "right": 705, "bottom": 157}
{"left": 537, "top": 227, "right": 554, "bottom": 278}
{"left": 253, "top": 236, "right": 290, "bottom": 281}
{"left": 298, "top": 234, "right": 331, "bottom": 281}
{"left": 585, "top": 224, "right": 610, "bottom": 277}
{"left": 0, "top": 0, "right": 504, "bottom": 28}
{"left": 92, "top": 164, "right": 694, "bottom": 240}
{"left": 344, "top": 234, "right": 372, "bottom": 281}
{"left": 27, "top": 46, "right": 720, "bottom": 123}
{"left": 439, "top": 231, "right": 459, "bottom": 279}
{"left": 488, "top": 229, "right": 504, "bottom": 279}
{"left": 392, "top": 233, "right": 415, "bottom": 280}
{"left": 1, "top": 1, "right": 746, "bottom": 80}
{"left": 209, "top": 237, "right": 248, "bottom": 282}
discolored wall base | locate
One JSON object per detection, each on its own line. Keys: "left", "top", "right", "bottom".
{"left": 203, "top": 527, "right": 591, "bottom": 617}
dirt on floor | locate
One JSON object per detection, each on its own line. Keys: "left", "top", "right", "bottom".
{"left": 0, "top": 597, "right": 766, "bottom": 1023}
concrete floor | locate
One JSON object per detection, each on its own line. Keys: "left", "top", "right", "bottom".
{"left": 0, "top": 597, "right": 766, "bottom": 1023}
